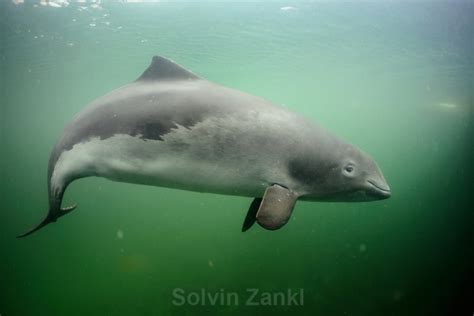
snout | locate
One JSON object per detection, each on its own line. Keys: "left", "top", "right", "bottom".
{"left": 366, "top": 179, "right": 391, "bottom": 199}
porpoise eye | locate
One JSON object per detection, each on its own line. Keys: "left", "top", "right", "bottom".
{"left": 343, "top": 164, "right": 355, "bottom": 176}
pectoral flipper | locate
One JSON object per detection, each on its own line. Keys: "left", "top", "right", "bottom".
{"left": 242, "top": 184, "right": 298, "bottom": 231}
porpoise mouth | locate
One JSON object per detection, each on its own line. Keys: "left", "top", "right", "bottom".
{"left": 367, "top": 180, "right": 391, "bottom": 199}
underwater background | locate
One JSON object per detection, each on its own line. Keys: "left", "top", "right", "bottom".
{"left": 0, "top": 1, "right": 472, "bottom": 315}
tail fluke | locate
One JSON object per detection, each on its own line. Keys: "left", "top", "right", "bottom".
{"left": 17, "top": 204, "right": 77, "bottom": 238}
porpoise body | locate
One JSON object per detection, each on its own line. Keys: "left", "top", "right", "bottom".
{"left": 18, "top": 56, "right": 391, "bottom": 237}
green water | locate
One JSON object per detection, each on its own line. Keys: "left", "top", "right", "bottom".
{"left": 1, "top": 1, "right": 473, "bottom": 315}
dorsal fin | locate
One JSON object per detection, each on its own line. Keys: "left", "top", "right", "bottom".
{"left": 136, "top": 56, "right": 200, "bottom": 81}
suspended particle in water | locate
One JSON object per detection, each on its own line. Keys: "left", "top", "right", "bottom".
{"left": 358, "top": 243, "right": 367, "bottom": 252}
{"left": 438, "top": 102, "right": 457, "bottom": 110}
{"left": 392, "top": 290, "right": 403, "bottom": 301}
{"left": 117, "top": 229, "right": 124, "bottom": 240}
{"left": 208, "top": 260, "right": 214, "bottom": 268}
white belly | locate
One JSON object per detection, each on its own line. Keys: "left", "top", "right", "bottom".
{"left": 52, "top": 133, "right": 271, "bottom": 197}
{"left": 52, "top": 114, "right": 300, "bottom": 198}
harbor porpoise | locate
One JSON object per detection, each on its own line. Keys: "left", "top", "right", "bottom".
{"left": 18, "top": 55, "right": 391, "bottom": 237}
